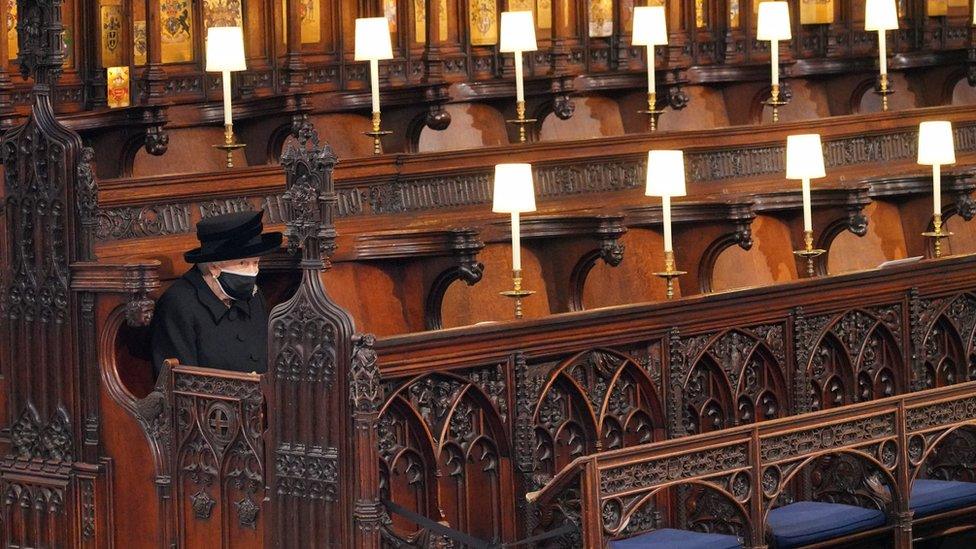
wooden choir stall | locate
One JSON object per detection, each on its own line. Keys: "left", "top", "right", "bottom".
{"left": 7, "top": 0, "right": 976, "bottom": 547}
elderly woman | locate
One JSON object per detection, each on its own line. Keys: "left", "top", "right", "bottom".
{"left": 150, "top": 210, "right": 282, "bottom": 376}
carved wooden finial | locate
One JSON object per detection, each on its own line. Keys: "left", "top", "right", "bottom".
{"left": 14, "top": 0, "right": 66, "bottom": 85}
{"left": 279, "top": 124, "right": 339, "bottom": 266}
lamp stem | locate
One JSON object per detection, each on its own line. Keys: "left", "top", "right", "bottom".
{"left": 221, "top": 69, "right": 232, "bottom": 127}
{"left": 511, "top": 211, "right": 522, "bottom": 271}
{"left": 517, "top": 101, "right": 527, "bottom": 143}
{"left": 370, "top": 58, "right": 380, "bottom": 113}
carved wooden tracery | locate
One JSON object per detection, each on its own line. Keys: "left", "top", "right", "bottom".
{"left": 377, "top": 368, "right": 514, "bottom": 545}
{"left": 913, "top": 293, "right": 976, "bottom": 390}
{"left": 0, "top": 0, "right": 99, "bottom": 545}
{"left": 675, "top": 325, "right": 788, "bottom": 435}
{"left": 170, "top": 367, "right": 265, "bottom": 543}
{"left": 532, "top": 349, "right": 666, "bottom": 481}
{"left": 795, "top": 306, "right": 905, "bottom": 412}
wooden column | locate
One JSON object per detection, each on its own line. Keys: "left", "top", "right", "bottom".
{"left": 0, "top": 0, "right": 12, "bottom": 128}
{"left": 0, "top": 0, "right": 106, "bottom": 546}
{"left": 282, "top": 0, "right": 307, "bottom": 92}
{"left": 265, "top": 127, "right": 375, "bottom": 548}
{"left": 140, "top": 0, "right": 166, "bottom": 103}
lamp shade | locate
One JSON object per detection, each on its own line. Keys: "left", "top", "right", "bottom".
{"left": 786, "top": 134, "right": 826, "bottom": 179}
{"left": 500, "top": 11, "right": 537, "bottom": 52}
{"left": 645, "top": 150, "right": 687, "bottom": 197}
{"left": 493, "top": 164, "right": 537, "bottom": 213}
{"left": 205, "top": 26, "right": 247, "bottom": 72}
{"left": 918, "top": 121, "right": 956, "bottom": 165}
{"left": 354, "top": 17, "right": 393, "bottom": 61}
{"left": 757, "top": 1, "right": 792, "bottom": 41}
{"left": 632, "top": 6, "right": 668, "bottom": 46}
{"left": 865, "top": 0, "right": 898, "bottom": 31}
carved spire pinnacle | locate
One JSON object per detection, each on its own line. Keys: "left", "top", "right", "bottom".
{"left": 280, "top": 125, "right": 339, "bottom": 267}
{"left": 15, "top": 0, "right": 66, "bottom": 86}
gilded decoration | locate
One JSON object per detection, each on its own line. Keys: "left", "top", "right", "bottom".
{"left": 203, "top": 0, "right": 243, "bottom": 28}
{"left": 384, "top": 0, "right": 397, "bottom": 33}
{"left": 160, "top": 0, "right": 193, "bottom": 63}
{"left": 927, "top": 0, "right": 947, "bottom": 16}
{"left": 440, "top": 0, "right": 448, "bottom": 40}
{"left": 133, "top": 21, "right": 147, "bottom": 65}
{"left": 106, "top": 66, "right": 130, "bottom": 108}
{"left": 589, "top": 0, "right": 612, "bottom": 37}
{"left": 281, "top": 0, "right": 321, "bottom": 44}
{"left": 729, "top": 0, "right": 739, "bottom": 27}
{"left": 6, "top": 0, "right": 16, "bottom": 60}
{"left": 100, "top": 3, "right": 123, "bottom": 66}
{"left": 538, "top": 0, "right": 551, "bottom": 29}
{"left": 696, "top": 0, "right": 705, "bottom": 28}
{"left": 469, "top": 0, "right": 497, "bottom": 46}
{"left": 413, "top": 0, "right": 425, "bottom": 42}
{"left": 800, "top": 0, "right": 833, "bottom": 24}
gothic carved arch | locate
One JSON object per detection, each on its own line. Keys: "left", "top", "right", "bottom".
{"left": 678, "top": 327, "right": 788, "bottom": 433}
{"left": 683, "top": 356, "right": 734, "bottom": 434}
{"left": 920, "top": 294, "right": 976, "bottom": 388}
{"left": 909, "top": 424, "right": 976, "bottom": 489}
{"left": 807, "top": 332, "right": 856, "bottom": 411}
{"left": 378, "top": 371, "right": 512, "bottom": 541}
{"left": 602, "top": 480, "right": 752, "bottom": 542}
{"left": 763, "top": 449, "right": 900, "bottom": 522}
{"left": 533, "top": 349, "right": 665, "bottom": 476}
{"left": 377, "top": 398, "right": 440, "bottom": 540}
{"left": 797, "top": 307, "right": 904, "bottom": 411}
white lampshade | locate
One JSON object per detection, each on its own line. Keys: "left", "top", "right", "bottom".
{"left": 205, "top": 26, "right": 247, "bottom": 72}
{"left": 786, "top": 134, "right": 826, "bottom": 179}
{"left": 865, "top": 0, "right": 898, "bottom": 31}
{"left": 918, "top": 121, "right": 956, "bottom": 165}
{"left": 632, "top": 6, "right": 668, "bottom": 46}
{"left": 354, "top": 17, "right": 393, "bottom": 61}
{"left": 493, "top": 164, "right": 537, "bottom": 213}
{"left": 500, "top": 11, "right": 537, "bottom": 53}
{"left": 757, "top": 1, "right": 792, "bottom": 41}
{"left": 645, "top": 150, "right": 687, "bottom": 197}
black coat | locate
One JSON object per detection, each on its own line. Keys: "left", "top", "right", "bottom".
{"left": 150, "top": 268, "right": 268, "bottom": 376}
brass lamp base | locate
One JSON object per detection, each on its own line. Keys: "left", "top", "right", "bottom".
{"left": 793, "top": 230, "right": 826, "bottom": 277}
{"left": 213, "top": 124, "right": 246, "bottom": 168}
{"left": 500, "top": 269, "right": 535, "bottom": 319}
{"left": 637, "top": 92, "right": 664, "bottom": 132}
{"left": 363, "top": 111, "right": 392, "bottom": 155}
{"left": 874, "top": 73, "right": 893, "bottom": 112}
{"left": 922, "top": 214, "right": 952, "bottom": 258}
{"left": 506, "top": 101, "right": 537, "bottom": 144}
{"left": 652, "top": 251, "right": 685, "bottom": 300}
{"left": 763, "top": 84, "right": 788, "bottom": 123}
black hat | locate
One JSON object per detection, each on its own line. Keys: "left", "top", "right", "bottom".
{"left": 184, "top": 211, "right": 283, "bottom": 264}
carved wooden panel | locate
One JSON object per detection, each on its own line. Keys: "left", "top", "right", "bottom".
{"left": 378, "top": 367, "right": 514, "bottom": 544}
{"left": 674, "top": 325, "right": 788, "bottom": 435}
{"left": 795, "top": 305, "right": 905, "bottom": 412}
{"left": 530, "top": 349, "right": 666, "bottom": 481}
{"left": 913, "top": 293, "right": 976, "bottom": 390}
{"left": 170, "top": 368, "right": 264, "bottom": 548}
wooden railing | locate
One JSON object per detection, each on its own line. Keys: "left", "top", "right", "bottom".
{"left": 529, "top": 380, "right": 976, "bottom": 548}
{"left": 367, "top": 253, "right": 976, "bottom": 545}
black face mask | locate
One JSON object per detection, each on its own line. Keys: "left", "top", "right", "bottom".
{"left": 217, "top": 271, "right": 256, "bottom": 301}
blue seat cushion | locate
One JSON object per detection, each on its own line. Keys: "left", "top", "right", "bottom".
{"left": 910, "top": 479, "right": 976, "bottom": 518}
{"left": 609, "top": 528, "right": 742, "bottom": 549}
{"left": 767, "top": 501, "right": 886, "bottom": 548}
